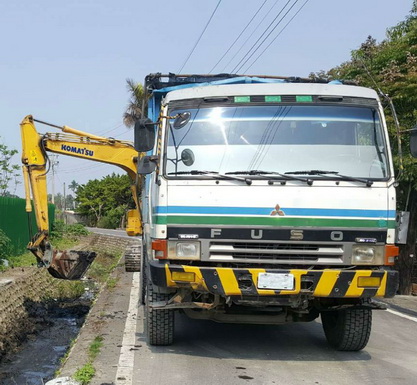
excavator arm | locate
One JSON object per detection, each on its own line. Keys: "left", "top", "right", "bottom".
{"left": 20, "top": 115, "right": 142, "bottom": 279}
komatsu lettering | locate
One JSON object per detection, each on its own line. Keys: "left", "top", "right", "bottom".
{"left": 61, "top": 144, "right": 94, "bottom": 156}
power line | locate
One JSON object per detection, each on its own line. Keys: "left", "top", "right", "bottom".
{"left": 95, "top": 122, "right": 124, "bottom": 135}
{"left": 177, "top": 0, "right": 223, "bottom": 73}
{"left": 209, "top": 0, "right": 268, "bottom": 74}
{"left": 229, "top": 0, "right": 293, "bottom": 73}
{"left": 232, "top": 0, "right": 300, "bottom": 74}
{"left": 244, "top": 0, "right": 311, "bottom": 73}
{"left": 220, "top": 0, "right": 281, "bottom": 73}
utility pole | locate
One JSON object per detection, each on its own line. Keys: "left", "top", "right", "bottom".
{"left": 50, "top": 155, "right": 59, "bottom": 204}
{"left": 63, "top": 182, "right": 67, "bottom": 224}
{"left": 63, "top": 182, "right": 66, "bottom": 211}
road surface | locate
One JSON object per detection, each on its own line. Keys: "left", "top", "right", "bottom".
{"left": 86, "top": 227, "right": 133, "bottom": 239}
{"left": 59, "top": 269, "right": 417, "bottom": 385}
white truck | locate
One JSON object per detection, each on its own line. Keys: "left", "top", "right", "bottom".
{"left": 135, "top": 73, "right": 399, "bottom": 350}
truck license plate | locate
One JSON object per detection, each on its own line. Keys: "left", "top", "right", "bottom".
{"left": 257, "top": 273, "right": 294, "bottom": 290}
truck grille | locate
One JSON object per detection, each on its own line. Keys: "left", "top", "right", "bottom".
{"left": 208, "top": 241, "right": 343, "bottom": 263}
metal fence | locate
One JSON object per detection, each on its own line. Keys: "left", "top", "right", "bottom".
{"left": 0, "top": 196, "right": 55, "bottom": 256}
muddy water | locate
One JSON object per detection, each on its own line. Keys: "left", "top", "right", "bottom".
{"left": 0, "top": 302, "right": 89, "bottom": 385}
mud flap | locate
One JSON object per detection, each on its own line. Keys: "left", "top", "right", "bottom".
{"left": 48, "top": 250, "right": 96, "bottom": 280}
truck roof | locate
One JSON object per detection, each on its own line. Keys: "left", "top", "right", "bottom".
{"left": 163, "top": 82, "right": 379, "bottom": 103}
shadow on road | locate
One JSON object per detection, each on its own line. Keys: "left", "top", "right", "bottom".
{"left": 137, "top": 312, "right": 371, "bottom": 362}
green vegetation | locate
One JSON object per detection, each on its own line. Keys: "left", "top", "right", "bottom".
{"left": 123, "top": 79, "right": 144, "bottom": 128}
{"left": 0, "top": 139, "right": 20, "bottom": 197}
{"left": 312, "top": 2, "right": 417, "bottom": 293}
{"left": 75, "top": 173, "right": 133, "bottom": 228}
{"left": 73, "top": 362, "right": 96, "bottom": 385}
{"left": 88, "top": 251, "right": 121, "bottom": 284}
{"left": 0, "top": 229, "right": 12, "bottom": 262}
{"left": 106, "top": 277, "right": 118, "bottom": 290}
{"left": 51, "top": 220, "right": 89, "bottom": 239}
{"left": 3, "top": 221, "right": 89, "bottom": 269}
{"left": 72, "top": 336, "right": 104, "bottom": 384}
{"left": 88, "top": 336, "right": 104, "bottom": 360}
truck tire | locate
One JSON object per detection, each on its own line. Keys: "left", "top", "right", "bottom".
{"left": 145, "top": 280, "right": 174, "bottom": 346}
{"left": 321, "top": 307, "right": 372, "bottom": 351}
{"left": 124, "top": 243, "right": 141, "bottom": 272}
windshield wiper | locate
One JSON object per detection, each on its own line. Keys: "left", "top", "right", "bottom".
{"left": 226, "top": 170, "right": 314, "bottom": 185}
{"left": 168, "top": 170, "right": 252, "bottom": 185}
{"left": 284, "top": 170, "right": 373, "bottom": 187}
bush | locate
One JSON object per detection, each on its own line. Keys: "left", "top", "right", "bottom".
{"left": 51, "top": 220, "right": 65, "bottom": 239}
{"left": 97, "top": 206, "right": 126, "bottom": 229}
{"left": 51, "top": 220, "right": 89, "bottom": 240}
{"left": 0, "top": 229, "right": 12, "bottom": 259}
{"left": 66, "top": 223, "right": 89, "bottom": 237}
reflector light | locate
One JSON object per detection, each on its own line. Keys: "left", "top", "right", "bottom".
{"left": 357, "top": 277, "right": 381, "bottom": 288}
{"left": 172, "top": 271, "right": 196, "bottom": 282}
{"left": 152, "top": 240, "right": 167, "bottom": 259}
{"left": 385, "top": 245, "right": 399, "bottom": 265}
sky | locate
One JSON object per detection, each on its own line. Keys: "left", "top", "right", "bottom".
{"left": 0, "top": 0, "right": 414, "bottom": 198}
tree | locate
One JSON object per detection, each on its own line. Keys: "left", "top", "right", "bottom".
{"left": 311, "top": 2, "right": 417, "bottom": 293}
{"left": 0, "top": 139, "right": 20, "bottom": 197}
{"left": 68, "top": 180, "right": 79, "bottom": 193}
{"left": 123, "top": 79, "right": 145, "bottom": 128}
{"left": 75, "top": 173, "right": 133, "bottom": 227}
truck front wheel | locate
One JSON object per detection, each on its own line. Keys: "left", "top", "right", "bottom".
{"left": 145, "top": 281, "right": 174, "bottom": 346}
{"left": 321, "top": 307, "right": 372, "bottom": 351}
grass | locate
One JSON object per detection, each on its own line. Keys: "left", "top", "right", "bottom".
{"left": 72, "top": 336, "right": 104, "bottom": 385}
{"left": 88, "top": 336, "right": 104, "bottom": 360}
{"left": 87, "top": 251, "right": 121, "bottom": 284}
{"left": 73, "top": 363, "right": 96, "bottom": 385}
{"left": 106, "top": 277, "right": 118, "bottom": 290}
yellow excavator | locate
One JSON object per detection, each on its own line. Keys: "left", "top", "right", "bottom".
{"left": 20, "top": 115, "right": 142, "bottom": 279}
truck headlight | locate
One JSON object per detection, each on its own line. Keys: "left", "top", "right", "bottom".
{"left": 351, "top": 245, "right": 384, "bottom": 265}
{"left": 168, "top": 241, "right": 200, "bottom": 260}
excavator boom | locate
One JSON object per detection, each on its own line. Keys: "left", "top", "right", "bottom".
{"left": 20, "top": 115, "right": 142, "bottom": 279}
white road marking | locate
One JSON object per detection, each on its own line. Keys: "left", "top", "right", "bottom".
{"left": 115, "top": 272, "right": 140, "bottom": 385}
{"left": 386, "top": 308, "right": 417, "bottom": 323}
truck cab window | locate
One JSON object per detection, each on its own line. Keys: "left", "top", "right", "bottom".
{"left": 166, "top": 104, "right": 388, "bottom": 179}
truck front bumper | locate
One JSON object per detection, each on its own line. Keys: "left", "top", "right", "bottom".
{"left": 149, "top": 261, "right": 398, "bottom": 299}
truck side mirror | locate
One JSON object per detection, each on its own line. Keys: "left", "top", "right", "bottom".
{"left": 410, "top": 125, "right": 417, "bottom": 157}
{"left": 134, "top": 119, "right": 156, "bottom": 152}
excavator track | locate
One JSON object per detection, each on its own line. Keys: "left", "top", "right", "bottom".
{"left": 124, "top": 242, "right": 141, "bottom": 272}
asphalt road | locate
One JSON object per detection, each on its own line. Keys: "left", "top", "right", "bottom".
{"left": 131, "top": 302, "right": 417, "bottom": 385}
{"left": 86, "top": 227, "right": 134, "bottom": 239}
{"left": 73, "top": 229, "right": 417, "bottom": 385}
{"left": 75, "top": 271, "right": 417, "bottom": 385}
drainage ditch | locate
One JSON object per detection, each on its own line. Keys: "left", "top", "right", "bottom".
{"left": 0, "top": 233, "right": 133, "bottom": 385}
{"left": 0, "top": 297, "right": 91, "bottom": 385}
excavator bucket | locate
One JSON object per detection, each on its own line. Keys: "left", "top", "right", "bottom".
{"left": 48, "top": 250, "right": 96, "bottom": 280}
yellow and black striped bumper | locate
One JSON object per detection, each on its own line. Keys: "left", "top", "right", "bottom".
{"left": 149, "top": 261, "right": 398, "bottom": 298}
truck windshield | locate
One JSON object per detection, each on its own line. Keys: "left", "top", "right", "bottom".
{"left": 165, "top": 104, "right": 389, "bottom": 179}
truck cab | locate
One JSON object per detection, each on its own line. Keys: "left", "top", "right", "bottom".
{"left": 136, "top": 74, "right": 399, "bottom": 350}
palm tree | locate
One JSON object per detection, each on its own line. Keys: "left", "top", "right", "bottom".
{"left": 68, "top": 180, "right": 79, "bottom": 193}
{"left": 123, "top": 79, "right": 145, "bottom": 128}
